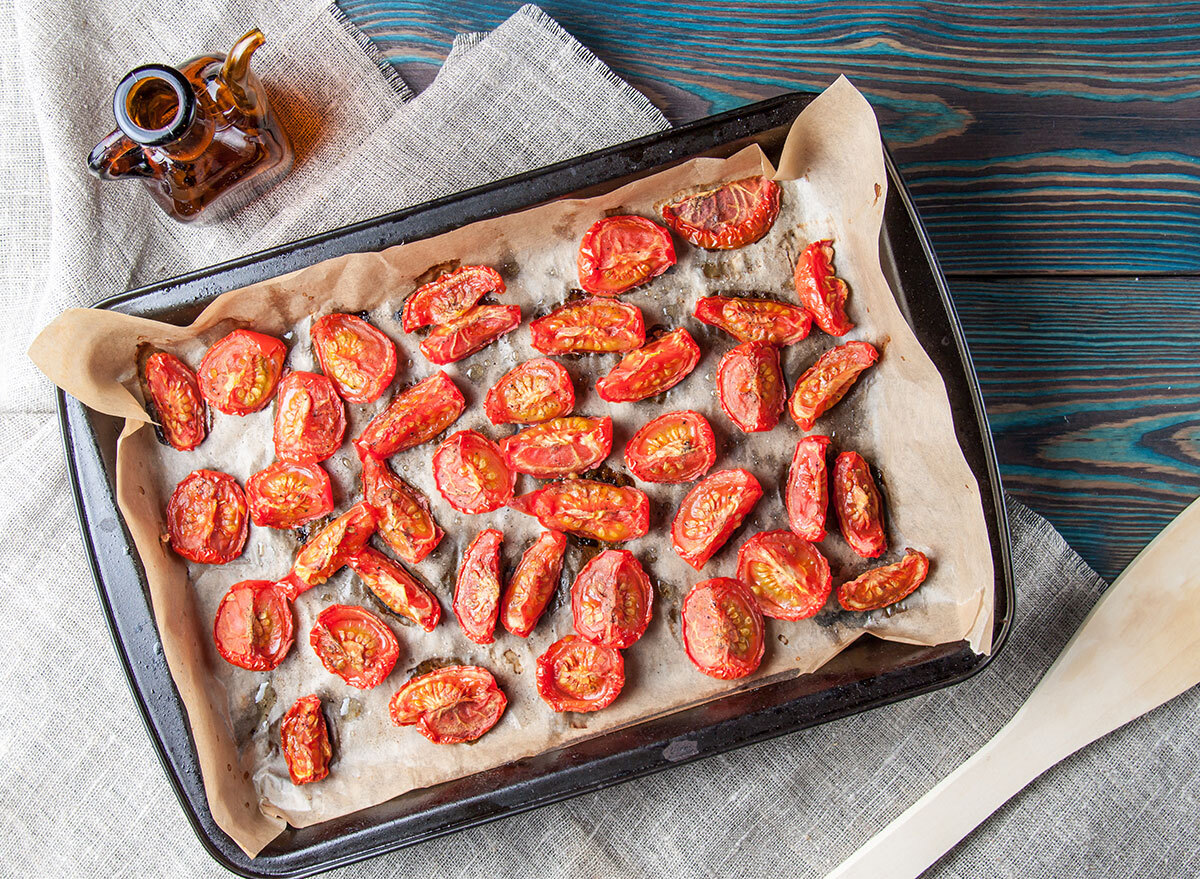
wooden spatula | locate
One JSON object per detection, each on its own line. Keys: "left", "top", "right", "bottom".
{"left": 827, "top": 495, "right": 1200, "bottom": 879}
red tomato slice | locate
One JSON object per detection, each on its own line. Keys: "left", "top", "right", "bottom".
{"left": 454, "top": 529, "right": 504, "bottom": 644}
{"left": 246, "top": 461, "right": 333, "bottom": 529}
{"left": 570, "top": 549, "right": 653, "bottom": 648}
{"left": 681, "top": 577, "right": 765, "bottom": 680}
{"left": 509, "top": 479, "right": 649, "bottom": 543}
{"left": 348, "top": 546, "right": 441, "bottom": 632}
{"left": 281, "top": 695, "right": 331, "bottom": 785}
{"left": 693, "top": 296, "right": 811, "bottom": 345}
{"left": 795, "top": 239, "right": 854, "bottom": 337}
{"left": 286, "top": 502, "right": 378, "bottom": 597}
{"left": 197, "top": 329, "right": 287, "bottom": 415}
{"left": 595, "top": 328, "right": 700, "bottom": 403}
{"left": 309, "top": 604, "right": 399, "bottom": 689}
{"left": 661, "top": 176, "right": 781, "bottom": 250}
{"left": 838, "top": 549, "right": 930, "bottom": 612}
{"left": 402, "top": 265, "right": 505, "bottom": 332}
{"left": 166, "top": 469, "right": 248, "bottom": 564}
{"left": 787, "top": 340, "right": 879, "bottom": 431}
{"left": 485, "top": 358, "right": 575, "bottom": 425}
{"left": 624, "top": 411, "right": 716, "bottom": 484}
{"left": 716, "top": 341, "right": 786, "bottom": 433}
{"left": 144, "top": 351, "right": 207, "bottom": 450}
{"left": 529, "top": 299, "right": 645, "bottom": 355}
{"left": 311, "top": 313, "right": 397, "bottom": 404}
{"left": 361, "top": 454, "right": 443, "bottom": 564}
{"left": 785, "top": 435, "right": 832, "bottom": 542}
{"left": 499, "top": 416, "right": 612, "bottom": 479}
{"left": 389, "top": 665, "right": 507, "bottom": 744}
{"left": 536, "top": 635, "right": 625, "bottom": 712}
{"left": 577, "top": 215, "right": 676, "bottom": 295}
{"left": 273, "top": 371, "right": 346, "bottom": 464}
{"left": 355, "top": 371, "right": 465, "bottom": 460}
{"left": 419, "top": 304, "right": 522, "bottom": 365}
{"left": 833, "top": 451, "right": 887, "bottom": 559}
{"left": 736, "top": 530, "right": 832, "bottom": 620}
{"left": 671, "top": 468, "right": 763, "bottom": 571}
{"left": 500, "top": 530, "right": 567, "bottom": 637}
{"left": 432, "top": 431, "right": 515, "bottom": 514}
{"left": 213, "top": 580, "right": 294, "bottom": 671}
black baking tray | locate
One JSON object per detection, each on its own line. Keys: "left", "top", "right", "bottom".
{"left": 58, "top": 91, "right": 1013, "bottom": 877}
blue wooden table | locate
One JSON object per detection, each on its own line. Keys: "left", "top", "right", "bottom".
{"left": 340, "top": 0, "right": 1200, "bottom": 581}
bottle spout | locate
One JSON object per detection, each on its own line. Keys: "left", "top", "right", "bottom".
{"left": 221, "top": 28, "right": 266, "bottom": 114}
{"left": 88, "top": 130, "right": 150, "bottom": 179}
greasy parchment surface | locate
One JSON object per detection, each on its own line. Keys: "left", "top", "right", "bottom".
{"left": 29, "top": 78, "right": 993, "bottom": 857}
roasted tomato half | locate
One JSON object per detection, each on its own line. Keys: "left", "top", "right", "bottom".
{"left": 144, "top": 351, "right": 207, "bottom": 450}
{"left": 536, "top": 635, "right": 625, "bottom": 713}
{"left": 624, "top": 410, "right": 716, "bottom": 484}
{"left": 419, "top": 304, "right": 522, "bottom": 365}
{"left": 362, "top": 454, "right": 442, "bottom": 564}
{"left": 595, "top": 328, "right": 700, "bottom": 403}
{"left": 310, "top": 313, "right": 397, "bottom": 404}
{"left": 671, "top": 468, "right": 763, "bottom": 571}
{"left": 454, "top": 529, "right": 504, "bottom": 645}
{"left": 499, "top": 416, "right": 612, "bottom": 478}
{"left": 681, "top": 577, "right": 765, "bottom": 680}
{"left": 693, "top": 296, "right": 811, "bottom": 346}
{"left": 500, "top": 530, "right": 567, "bottom": 638}
{"left": 432, "top": 430, "right": 515, "bottom": 514}
{"left": 795, "top": 239, "right": 853, "bottom": 337}
{"left": 402, "top": 265, "right": 505, "bottom": 332}
{"left": 833, "top": 451, "right": 887, "bottom": 559}
{"left": 577, "top": 215, "right": 676, "bottom": 296}
{"left": 348, "top": 546, "right": 441, "bottom": 632}
{"left": 716, "top": 341, "right": 787, "bottom": 433}
{"left": 273, "top": 371, "right": 347, "bottom": 464}
{"left": 355, "top": 371, "right": 465, "bottom": 460}
{"left": 281, "top": 695, "right": 331, "bottom": 785}
{"left": 838, "top": 549, "right": 930, "bottom": 612}
{"left": 485, "top": 358, "right": 575, "bottom": 425}
{"left": 213, "top": 580, "right": 294, "bottom": 671}
{"left": 509, "top": 479, "right": 650, "bottom": 543}
{"left": 661, "top": 176, "right": 781, "bottom": 250}
{"left": 285, "top": 502, "right": 377, "bottom": 597}
{"left": 389, "top": 665, "right": 507, "bottom": 744}
{"left": 246, "top": 461, "right": 333, "bottom": 529}
{"left": 737, "top": 530, "right": 832, "bottom": 620}
{"left": 309, "top": 604, "right": 399, "bottom": 689}
{"left": 529, "top": 299, "right": 645, "bottom": 355}
{"left": 788, "top": 340, "right": 879, "bottom": 431}
{"left": 571, "top": 549, "right": 653, "bottom": 648}
{"left": 166, "top": 469, "right": 248, "bottom": 564}
{"left": 785, "top": 435, "right": 832, "bottom": 542}
{"left": 197, "top": 329, "right": 287, "bottom": 415}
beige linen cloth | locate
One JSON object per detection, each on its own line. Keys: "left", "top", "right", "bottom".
{"left": 2, "top": 0, "right": 1197, "bottom": 875}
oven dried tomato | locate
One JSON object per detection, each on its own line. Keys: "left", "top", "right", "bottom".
{"left": 787, "top": 340, "right": 878, "bottom": 431}
{"left": 509, "top": 479, "right": 650, "bottom": 543}
{"left": 389, "top": 665, "right": 507, "bottom": 744}
{"left": 838, "top": 549, "right": 930, "bottom": 612}
{"left": 197, "top": 329, "right": 287, "bottom": 415}
{"left": 795, "top": 239, "right": 853, "bottom": 337}
{"left": 402, "top": 265, "right": 505, "bottom": 332}
{"left": 432, "top": 430, "right": 515, "bottom": 514}
{"left": 595, "top": 327, "right": 700, "bottom": 403}
{"left": 661, "top": 176, "right": 781, "bottom": 250}
{"left": 485, "top": 358, "right": 575, "bottom": 425}
{"left": 536, "top": 635, "right": 625, "bottom": 713}
{"left": 419, "top": 304, "right": 522, "bottom": 365}
{"left": 785, "top": 435, "right": 832, "bottom": 542}
{"left": 624, "top": 410, "right": 716, "bottom": 484}
{"left": 309, "top": 604, "right": 399, "bottom": 689}
{"left": 285, "top": 502, "right": 377, "bottom": 597}
{"left": 213, "top": 580, "right": 294, "bottom": 671}
{"left": 693, "top": 296, "right": 811, "bottom": 346}
{"left": 310, "top": 313, "right": 397, "bottom": 405}
{"left": 246, "top": 461, "right": 333, "bottom": 530}
{"left": 577, "top": 215, "right": 676, "bottom": 295}
{"left": 143, "top": 351, "right": 207, "bottom": 451}
{"left": 348, "top": 546, "right": 441, "bottom": 632}
{"left": 716, "top": 340, "right": 786, "bottom": 433}
{"left": 499, "top": 416, "right": 612, "bottom": 479}
{"left": 166, "top": 469, "right": 248, "bottom": 564}
{"left": 355, "top": 371, "right": 465, "bottom": 460}
{"left": 833, "top": 451, "right": 887, "bottom": 559}
{"left": 671, "top": 468, "right": 763, "bottom": 571}
{"left": 281, "top": 695, "right": 331, "bottom": 785}
{"left": 500, "top": 530, "right": 567, "bottom": 637}
{"left": 361, "top": 454, "right": 442, "bottom": 564}
{"left": 529, "top": 298, "right": 645, "bottom": 355}
{"left": 273, "top": 371, "right": 346, "bottom": 464}
{"left": 454, "top": 528, "right": 504, "bottom": 645}
{"left": 571, "top": 549, "right": 653, "bottom": 648}
{"left": 681, "top": 577, "right": 764, "bottom": 680}
{"left": 736, "top": 530, "right": 832, "bottom": 620}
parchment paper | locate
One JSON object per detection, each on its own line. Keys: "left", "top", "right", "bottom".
{"left": 29, "top": 78, "right": 993, "bottom": 857}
